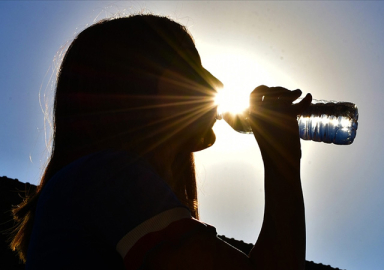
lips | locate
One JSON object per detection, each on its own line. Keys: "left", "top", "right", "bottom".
{"left": 210, "top": 118, "right": 216, "bottom": 128}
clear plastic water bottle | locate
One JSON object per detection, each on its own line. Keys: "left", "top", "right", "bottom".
{"left": 216, "top": 100, "right": 359, "bottom": 145}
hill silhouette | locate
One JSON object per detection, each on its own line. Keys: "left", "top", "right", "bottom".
{"left": 0, "top": 176, "right": 345, "bottom": 270}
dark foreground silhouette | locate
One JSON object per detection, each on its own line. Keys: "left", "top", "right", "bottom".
{"left": 1, "top": 176, "right": 345, "bottom": 270}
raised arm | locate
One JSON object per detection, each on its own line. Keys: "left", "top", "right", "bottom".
{"left": 248, "top": 85, "right": 312, "bottom": 270}
{"left": 142, "top": 86, "right": 311, "bottom": 270}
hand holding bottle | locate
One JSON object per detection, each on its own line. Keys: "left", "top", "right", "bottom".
{"left": 248, "top": 85, "right": 312, "bottom": 163}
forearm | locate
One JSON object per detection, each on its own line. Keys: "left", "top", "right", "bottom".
{"left": 250, "top": 154, "right": 306, "bottom": 270}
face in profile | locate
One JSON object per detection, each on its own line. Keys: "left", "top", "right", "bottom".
{"left": 156, "top": 41, "right": 222, "bottom": 152}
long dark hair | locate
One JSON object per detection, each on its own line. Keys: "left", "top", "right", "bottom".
{"left": 11, "top": 14, "right": 212, "bottom": 262}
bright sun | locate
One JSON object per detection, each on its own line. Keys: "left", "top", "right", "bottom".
{"left": 196, "top": 44, "right": 299, "bottom": 151}
{"left": 214, "top": 86, "right": 250, "bottom": 116}
{"left": 200, "top": 43, "right": 297, "bottom": 124}
{"left": 202, "top": 47, "right": 277, "bottom": 117}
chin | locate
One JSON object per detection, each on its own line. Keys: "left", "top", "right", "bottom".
{"left": 192, "top": 129, "right": 216, "bottom": 152}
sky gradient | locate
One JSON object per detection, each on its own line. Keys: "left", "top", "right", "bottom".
{"left": 1, "top": 2, "right": 383, "bottom": 270}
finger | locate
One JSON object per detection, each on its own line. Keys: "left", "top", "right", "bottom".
{"left": 277, "top": 89, "right": 302, "bottom": 104}
{"left": 290, "top": 93, "right": 312, "bottom": 115}
{"left": 262, "top": 86, "right": 291, "bottom": 100}
{"left": 279, "top": 89, "right": 302, "bottom": 102}
{"left": 257, "top": 88, "right": 302, "bottom": 108}
{"left": 269, "top": 86, "right": 292, "bottom": 95}
{"left": 250, "top": 85, "right": 270, "bottom": 103}
{"left": 250, "top": 85, "right": 290, "bottom": 104}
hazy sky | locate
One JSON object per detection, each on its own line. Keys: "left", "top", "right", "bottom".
{"left": 1, "top": 2, "right": 383, "bottom": 270}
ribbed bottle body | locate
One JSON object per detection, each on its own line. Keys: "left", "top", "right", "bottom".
{"left": 218, "top": 100, "right": 359, "bottom": 145}
{"left": 297, "top": 101, "right": 358, "bottom": 145}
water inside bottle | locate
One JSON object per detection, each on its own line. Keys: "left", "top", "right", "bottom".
{"left": 298, "top": 114, "right": 358, "bottom": 144}
{"left": 298, "top": 101, "right": 358, "bottom": 144}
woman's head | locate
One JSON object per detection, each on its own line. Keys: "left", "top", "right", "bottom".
{"left": 11, "top": 15, "right": 221, "bottom": 261}
{"left": 55, "top": 14, "right": 220, "bottom": 159}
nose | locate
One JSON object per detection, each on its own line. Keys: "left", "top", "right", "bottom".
{"left": 203, "top": 68, "right": 223, "bottom": 92}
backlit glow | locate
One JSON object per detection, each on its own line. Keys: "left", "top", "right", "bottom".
{"left": 201, "top": 46, "right": 279, "bottom": 119}
{"left": 340, "top": 117, "right": 351, "bottom": 128}
{"left": 215, "top": 87, "right": 249, "bottom": 116}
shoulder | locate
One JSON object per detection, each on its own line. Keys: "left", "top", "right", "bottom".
{"left": 65, "top": 150, "right": 189, "bottom": 246}
{"left": 131, "top": 218, "right": 253, "bottom": 270}
{"left": 39, "top": 149, "right": 185, "bottom": 234}
{"left": 42, "top": 149, "right": 158, "bottom": 198}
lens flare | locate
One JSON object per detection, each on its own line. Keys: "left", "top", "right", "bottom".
{"left": 214, "top": 87, "right": 249, "bottom": 116}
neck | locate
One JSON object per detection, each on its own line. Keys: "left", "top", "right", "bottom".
{"left": 123, "top": 142, "right": 178, "bottom": 187}
{"left": 146, "top": 146, "right": 176, "bottom": 185}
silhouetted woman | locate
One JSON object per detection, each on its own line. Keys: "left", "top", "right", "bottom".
{"left": 11, "top": 14, "right": 311, "bottom": 270}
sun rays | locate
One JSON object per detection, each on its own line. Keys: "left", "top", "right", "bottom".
{"left": 214, "top": 86, "right": 250, "bottom": 118}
